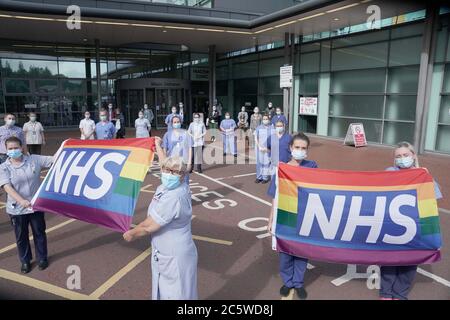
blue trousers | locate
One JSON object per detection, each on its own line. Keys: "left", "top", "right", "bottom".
{"left": 10, "top": 212, "right": 48, "bottom": 264}
{"left": 279, "top": 252, "right": 308, "bottom": 288}
{"left": 380, "top": 265, "right": 417, "bottom": 300}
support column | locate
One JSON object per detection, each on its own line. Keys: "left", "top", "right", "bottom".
{"left": 283, "top": 33, "right": 291, "bottom": 132}
{"left": 208, "top": 45, "right": 216, "bottom": 111}
{"left": 95, "top": 39, "right": 101, "bottom": 110}
{"left": 414, "top": 3, "right": 439, "bottom": 154}
{"left": 317, "top": 73, "right": 330, "bottom": 136}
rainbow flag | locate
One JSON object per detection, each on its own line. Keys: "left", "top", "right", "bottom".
{"left": 32, "top": 138, "right": 155, "bottom": 232}
{"left": 274, "top": 163, "right": 441, "bottom": 265}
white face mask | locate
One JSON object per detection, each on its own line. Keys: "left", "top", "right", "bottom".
{"left": 30, "top": 116, "right": 36, "bottom": 122}
{"left": 6, "top": 119, "right": 15, "bottom": 126}
{"left": 225, "top": 115, "right": 230, "bottom": 119}
{"left": 108, "top": 105, "right": 113, "bottom": 109}
{"left": 194, "top": 117, "right": 200, "bottom": 122}
{"left": 85, "top": 114, "right": 90, "bottom": 119}
{"left": 276, "top": 110, "right": 282, "bottom": 115}
{"left": 144, "top": 105, "right": 148, "bottom": 109}
{"left": 139, "top": 114, "right": 144, "bottom": 119}
{"left": 254, "top": 109, "right": 259, "bottom": 113}
{"left": 100, "top": 115, "right": 107, "bottom": 121}
{"left": 263, "top": 119, "right": 270, "bottom": 125}
{"left": 172, "top": 109, "right": 177, "bottom": 114}
{"left": 241, "top": 108, "right": 245, "bottom": 112}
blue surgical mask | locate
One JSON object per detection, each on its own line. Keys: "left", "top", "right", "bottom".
{"left": 7, "top": 149, "right": 22, "bottom": 159}
{"left": 161, "top": 172, "right": 181, "bottom": 190}
{"left": 395, "top": 156, "right": 414, "bottom": 169}
{"left": 276, "top": 127, "right": 284, "bottom": 134}
{"left": 292, "top": 149, "right": 307, "bottom": 160}
{"left": 173, "top": 123, "right": 181, "bottom": 129}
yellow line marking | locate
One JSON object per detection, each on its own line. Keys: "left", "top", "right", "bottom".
{"left": 89, "top": 248, "right": 151, "bottom": 299}
{"left": 0, "top": 219, "right": 76, "bottom": 256}
{"left": 0, "top": 268, "right": 96, "bottom": 300}
{"left": 281, "top": 289, "right": 295, "bottom": 300}
{"left": 192, "top": 235, "right": 233, "bottom": 246}
{"left": 140, "top": 183, "right": 154, "bottom": 193}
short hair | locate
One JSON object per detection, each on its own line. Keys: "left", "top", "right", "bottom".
{"left": 275, "top": 120, "right": 285, "bottom": 127}
{"left": 4, "top": 113, "right": 15, "bottom": 119}
{"left": 290, "top": 132, "right": 310, "bottom": 148}
{"left": 262, "top": 113, "right": 270, "bottom": 119}
{"left": 395, "top": 141, "right": 419, "bottom": 167}
{"left": 161, "top": 156, "right": 187, "bottom": 177}
{"left": 172, "top": 115, "right": 181, "bottom": 123}
{"left": 99, "top": 108, "right": 107, "bottom": 114}
{"left": 5, "top": 136, "right": 22, "bottom": 148}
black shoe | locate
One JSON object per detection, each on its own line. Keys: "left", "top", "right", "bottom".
{"left": 255, "top": 179, "right": 261, "bottom": 183}
{"left": 280, "top": 285, "right": 291, "bottom": 297}
{"left": 295, "top": 287, "right": 308, "bottom": 300}
{"left": 261, "top": 179, "right": 269, "bottom": 184}
{"left": 198, "top": 168, "right": 203, "bottom": 173}
{"left": 233, "top": 154, "right": 238, "bottom": 158}
{"left": 223, "top": 153, "right": 227, "bottom": 156}
{"left": 38, "top": 259, "right": 49, "bottom": 271}
{"left": 21, "top": 262, "right": 31, "bottom": 274}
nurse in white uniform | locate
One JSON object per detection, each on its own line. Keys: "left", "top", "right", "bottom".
{"left": 135, "top": 111, "right": 151, "bottom": 138}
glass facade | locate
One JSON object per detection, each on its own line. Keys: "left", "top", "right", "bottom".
{"left": 0, "top": 41, "right": 194, "bottom": 127}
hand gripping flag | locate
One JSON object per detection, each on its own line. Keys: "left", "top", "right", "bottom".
{"left": 32, "top": 138, "right": 155, "bottom": 232}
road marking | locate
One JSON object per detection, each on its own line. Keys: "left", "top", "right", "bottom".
{"left": 0, "top": 219, "right": 76, "bottom": 256}
{"left": 417, "top": 267, "right": 450, "bottom": 288}
{"left": 194, "top": 172, "right": 272, "bottom": 206}
{"left": 281, "top": 289, "right": 294, "bottom": 300}
{"left": 140, "top": 184, "right": 154, "bottom": 193}
{"left": 192, "top": 235, "right": 232, "bottom": 246}
{"left": 439, "top": 208, "right": 450, "bottom": 215}
{"left": 216, "top": 172, "right": 256, "bottom": 181}
{"left": 89, "top": 248, "right": 151, "bottom": 299}
{"left": 0, "top": 268, "right": 95, "bottom": 300}
{"left": 0, "top": 201, "right": 6, "bottom": 209}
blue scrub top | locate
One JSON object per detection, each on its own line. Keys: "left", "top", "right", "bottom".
{"left": 267, "top": 159, "right": 318, "bottom": 199}
{"left": 255, "top": 124, "right": 273, "bottom": 148}
{"left": 268, "top": 132, "right": 292, "bottom": 164}
{"left": 386, "top": 166, "right": 443, "bottom": 199}
{"left": 271, "top": 114, "right": 288, "bottom": 126}
{"left": 162, "top": 129, "right": 191, "bottom": 159}
{"left": 165, "top": 113, "right": 184, "bottom": 129}
{"left": 95, "top": 121, "right": 116, "bottom": 140}
{"left": 220, "top": 118, "right": 237, "bottom": 132}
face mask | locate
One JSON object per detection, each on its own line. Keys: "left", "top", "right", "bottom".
{"left": 213, "top": 107, "right": 217, "bottom": 111}
{"left": 144, "top": 105, "right": 148, "bottom": 109}
{"left": 139, "top": 114, "right": 144, "bottom": 119}
{"left": 194, "top": 118, "right": 200, "bottom": 122}
{"left": 276, "top": 111, "right": 282, "bottom": 115}
{"left": 395, "top": 156, "right": 414, "bottom": 169}
{"left": 292, "top": 149, "right": 307, "bottom": 160}
{"left": 172, "top": 109, "right": 177, "bottom": 114}
{"left": 161, "top": 172, "right": 181, "bottom": 190}
{"left": 276, "top": 127, "right": 284, "bottom": 134}
{"left": 30, "top": 117, "right": 36, "bottom": 122}
{"left": 7, "top": 149, "right": 22, "bottom": 159}
{"left": 85, "top": 115, "right": 90, "bottom": 119}
{"left": 254, "top": 109, "right": 259, "bottom": 113}
{"left": 225, "top": 116, "right": 230, "bottom": 119}
{"left": 173, "top": 123, "right": 181, "bottom": 129}
{"left": 241, "top": 108, "right": 245, "bottom": 112}
{"left": 100, "top": 115, "right": 107, "bottom": 121}
{"left": 108, "top": 105, "right": 112, "bottom": 109}
{"left": 263, "top": 119, "right": 270, "bottom": 125}
{"left": 6, "top": 119, "right": 15, "bottom": 126}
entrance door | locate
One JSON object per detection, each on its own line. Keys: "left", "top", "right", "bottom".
{"left": 145, "top": 88, "right": 156, "bottom": 127}
{"left": 155, "top": 88, "right": 185, "bottom": 128}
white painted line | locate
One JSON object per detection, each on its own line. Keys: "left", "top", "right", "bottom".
{"left": 194, "top": 172, "right": 272, "bottom": 206}
{"left": 439, "top": 208, "right": 450, "bottom": 215}
{"left": 417, "top": 267, "right": 450, "bottom": 288}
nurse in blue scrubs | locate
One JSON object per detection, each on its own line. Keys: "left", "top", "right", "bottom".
{"left": 271, "top": 107, "right": 288, "bottom": 127}
{"left": 379, "top": 141, "right": 443, "bottom": 300}
{"left": 162, "top": 116, "right": 191, "bottom": 183}
{"left": 267, "top": 120, "right": 292, "bottom": 167}
{"left": 254, "top": 114, "right": 273, "bottom": 184}
{"left": 267, "top": 132, "right": 318, "bottom": 300}
{"left": 220, "top": 112, "right": 237, "bottom": 157}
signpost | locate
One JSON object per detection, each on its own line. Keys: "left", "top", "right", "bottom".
{"left": 344, "top": 123, "right": 368, "bottom": 147}
{"left": 279, "top": 65, "right": 293, "bottom": 88}
{"left": 299, "top": 97, "right": 318, "bottom": 116}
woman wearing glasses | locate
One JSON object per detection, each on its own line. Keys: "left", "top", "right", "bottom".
{"left": 123, "top": 137, "right": 197, "bottom": 300}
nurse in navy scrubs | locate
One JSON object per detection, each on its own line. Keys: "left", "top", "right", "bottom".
{"left": 267, "top": 132, "right": 318, "bottom": 300}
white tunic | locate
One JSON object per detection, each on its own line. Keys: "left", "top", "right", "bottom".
{"left": 79, "top": 119, "right": 95, "bottom": 140}
{"left": 135, "top": 118, "right": 151, "bottom": 138}
{"left": 23, "top": 121, "right": 44, "bottom": 145}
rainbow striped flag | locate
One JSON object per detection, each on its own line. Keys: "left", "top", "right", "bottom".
{"left": 32, "top": 138, "right": 155, "bottom": 232}
{"left": 274, "top": 163, "right": 441, "bottom": 265}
